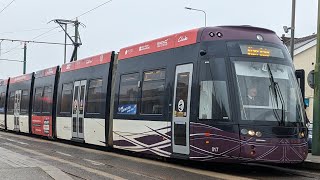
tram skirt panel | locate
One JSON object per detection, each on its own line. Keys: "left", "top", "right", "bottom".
{"left": 56, "top": 117, "right": 72, "bottom": 140}
{"left": 84, "top": 118, "right": 105, "bottom": 146}
{"left": 19, "top": 115, "right": 29, "bottom": 133}
{"left": 6, "top": 115, "right": 14, "bottom": 131}
{"left": 113, "top": 119, "right": 172, "bottom": 157}
{"left": 0, "top": 114, "right": 5, "bottom": 129}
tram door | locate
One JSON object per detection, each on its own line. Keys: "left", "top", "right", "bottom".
{"left": 172, "top": 64, "right": 193, "bottom": 155}
{"left": 72, "top": 80, "right": 87, "bottom": 139}
{"left": 14, "top": 90, "right": 22, "bottom": 131}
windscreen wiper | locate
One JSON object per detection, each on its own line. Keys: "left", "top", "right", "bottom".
{"left": 267, "top": 64, "right": 285, "bottom": 126}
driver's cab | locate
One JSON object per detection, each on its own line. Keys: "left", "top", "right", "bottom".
{"left": 234, "top": 61, "right": 305, "bottom": 125}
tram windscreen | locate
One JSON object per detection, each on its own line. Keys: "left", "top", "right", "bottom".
{"left": 234, "top": 61, "right": 305, "bottom": 124}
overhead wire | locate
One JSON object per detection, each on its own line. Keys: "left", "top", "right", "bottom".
{"left": 74, "top": 0, "right": 113, "bottom": 19}
{"left": 0, "top": 26, "right": 60, "bottom": 56}
{"left": 1, "top": 0, "right": 114, "bottom": 56}
{"left": 0, "top": 0, "right": 16, "bottom": 15}
{"left": 0, "top": 27, "right": 54, "bottom": 35}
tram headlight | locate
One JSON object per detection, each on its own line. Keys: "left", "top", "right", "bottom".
{"left": 217, "top": 32, "right": 223, "bottom": 38}
{"left": 241, "top": 129, "right": 248, "bottom": 135}
{"left": 255, "top": 131, "right": 262, "bottom": 137}
{"left": 299, "top": 132, "right": 305, "bottom": 138}
{"left": 248, "top": 130, "right": 255, "bottom": 136}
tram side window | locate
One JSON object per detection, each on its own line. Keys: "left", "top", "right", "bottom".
{"left": 7, "top": 92, "right": 14, "bottom": 114}
{"left": 198, "top": 58, "right": 231, "bottom": 120}
{"left": 141, "top": 69, "right": 165, "bottom": 115}
{"left": 42, "top": 86, "right": 53, "bottom": 114}
{"left": 87, "top": 79, "right": 103, "bottom": 114}
{"left": 33, "top": 87, "right": 43, "bottom": 114}
{"left": 61, "top": 83, "right": 73, "bottom": 114}
{"left": 118, "top": 73, "right": 139, "bottom": 115}
{"left": 0, "top": 92, "right": 5, "bottom": 113}
{"left": 20, "top": 90, "right": 29, "bottom": 115}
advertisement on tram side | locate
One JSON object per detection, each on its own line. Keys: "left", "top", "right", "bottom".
{"left": 32, "top": 115, "right": 52, "bottom": 137}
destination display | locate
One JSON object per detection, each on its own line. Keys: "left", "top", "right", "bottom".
{"left": 240, "top": 44, "right": 284, "bottom": 58}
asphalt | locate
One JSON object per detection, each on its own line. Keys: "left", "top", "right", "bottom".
{"left": 300, "top": 153, "right": 320, "bottom": 170}
{"left": 0, "top": 131, "right": 245, "bottom": 180}
{"left": 1, "top": 131, "right": 320, "bottom": 180}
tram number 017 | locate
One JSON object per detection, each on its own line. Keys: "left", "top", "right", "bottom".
{"left": 212, "top": 147, "right": 219, "bottom": 153}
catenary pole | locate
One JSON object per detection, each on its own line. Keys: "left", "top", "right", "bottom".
{"left": 312, "top": 0, "right": 320, "bottom": 155}
{"left": 23, "top": 42, "right": 26, "bottom": 74}
{"left": 74, "top": 19, "right": 80, "bottom": 61}
{"left": 290, "top": 0, "right": 296, "bottom": 60}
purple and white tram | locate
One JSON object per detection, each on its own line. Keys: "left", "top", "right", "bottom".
{"left": 112, "top": 26, "right": 308, "bottom": 163}
{"left": 0, "top": 26, "right": 308, "bottom": 164}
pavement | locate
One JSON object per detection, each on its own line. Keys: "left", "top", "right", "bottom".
{"left": 302, "top": 153, "right": 320, "bottom": 170}
{"left": 2, "top": 131, "right": 320, "bottom": 180}
{"left": 0, "top": 146, "right": 72, "bottom": 180}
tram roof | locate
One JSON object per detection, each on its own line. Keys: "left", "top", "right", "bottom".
{"left": 35, "top": 66, "right": 59, "bottom": 79}
{"left": 10, "top": 73, "right": 33, "bottom": 84}
{"left": 118, "top": 26, "right": 282, "bottom": 60}
{"left": 61, "top": 51, "right": 112, "bottom": 73}
{"left": 0, "top": 79, "right": 8, "bottom": 86}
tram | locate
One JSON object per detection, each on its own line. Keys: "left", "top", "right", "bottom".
{"left": 6, "top": 73, "right": 34, "bottom": 133}
{"left": 31, "top": 66, "right": 59, "bottom": 138}
{"left": 0, "top": 26, "right": 308, "bottom": 164}
{"left": 0, "top": 79, "right": 9, "bottom": 129}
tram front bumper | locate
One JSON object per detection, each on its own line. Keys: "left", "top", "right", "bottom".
{"left": 239, "top": 137, "right": 308, "bottom": 163}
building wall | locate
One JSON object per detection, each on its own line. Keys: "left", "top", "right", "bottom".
{"left": 293, "top": 45, "right": 316, "bottom": 122}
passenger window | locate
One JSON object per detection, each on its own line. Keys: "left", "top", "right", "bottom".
{"left": 42, "top": 86, "right": 53, "bottom": 113}
{"left": 20, "top": 90, "right": 29, "bottom": 115}
{"left": 118, "top": 73, "right": 139, "bottom": 115}
{"left": 87, "top": 79, "right": 103, "bottom": 114}
{"left": 141, "top": 69, "right": 165, "bottom": 114}
{"left": 198, "top": 58, "right": 230, "bottom": 120}
{"left": 61, "top": 83, "right": 73, "bottom": 113}
{"left": 33, "top": 88, "right": 43, "bottom": 113}
{"left": 7, "top": 92, "right": 14, "bottom": 113}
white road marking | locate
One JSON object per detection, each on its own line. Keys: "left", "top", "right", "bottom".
{"left": 6, "top": 143, "right": 126, "bottom": 180}
{"left": 83, "top": 158, "right": 105, "bottom": 166}
{"left": 5, "top": 138, "right": 29, "bottom": 145}
{"left": 56, "top": 151, "right": 73, "bottom": 157}
{"left": 0, "top": 131, "right": 253, "bottom": 180}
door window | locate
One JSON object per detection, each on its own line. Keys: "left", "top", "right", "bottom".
{"left": 174, "top": 72, "right": 190, "bottom": 117}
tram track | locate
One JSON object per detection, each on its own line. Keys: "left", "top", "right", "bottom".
{"left": 0, "top": 130, "right": 252, "bottom": 180}
{"left": 1, "top": 130, "right": 320, "bottom": 180}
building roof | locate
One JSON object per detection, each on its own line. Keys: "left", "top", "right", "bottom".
{"left": 282, "top": 34, "right": 317, "bottom": 50}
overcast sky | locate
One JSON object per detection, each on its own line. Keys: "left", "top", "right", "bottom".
{"left": 0, "top": 0, "right": 318, "bottom": 79}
